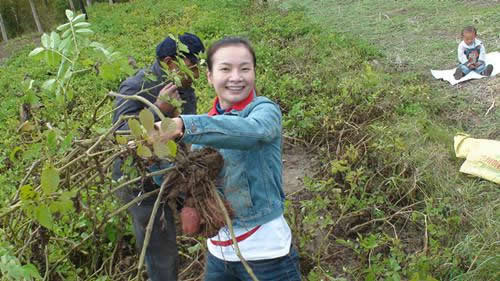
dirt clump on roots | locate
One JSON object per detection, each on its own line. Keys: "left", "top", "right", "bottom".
{"left": 164, "top": 147, "right": 233, "bottom": 238}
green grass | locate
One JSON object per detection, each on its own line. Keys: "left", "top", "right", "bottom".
{"left": 281, "top": 0, "right": 500, "bottom": 71}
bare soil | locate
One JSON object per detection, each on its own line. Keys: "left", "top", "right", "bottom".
{"left": 0, "top": 33, "right": 40, "bottom": 64}
{"left": 282, "top": 143, "right": 317, "bottom": 194}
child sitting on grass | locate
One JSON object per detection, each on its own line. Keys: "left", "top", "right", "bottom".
{"left": 454, "top": 26, "right": 494, "bottom": 80}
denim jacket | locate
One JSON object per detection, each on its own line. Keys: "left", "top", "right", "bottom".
{"left": 180, "top": 96, "right": 284, "bottom": 228}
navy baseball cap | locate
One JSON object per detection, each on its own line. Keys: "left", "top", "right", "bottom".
{"left": 156, "top": 33, "right": 205, "bottom": 63}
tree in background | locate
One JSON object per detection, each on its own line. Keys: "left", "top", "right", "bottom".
{"left": 0, "top": 12, "right": 8, "bottom": 42}
{"left": 28, "top": 0, "right": 44, "bottom": 33}
{"left": 0, "top": 0, "right": 125, "bottom": 41}
{"left": 68, "top": 0, "right": 76, "bottom": 11}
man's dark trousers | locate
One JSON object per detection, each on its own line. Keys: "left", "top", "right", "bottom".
{"left": 112, "top": 61, "right": 197, "bottom": 281}
{"left": 117, "top": 189, "right": 178, "bottom": 281}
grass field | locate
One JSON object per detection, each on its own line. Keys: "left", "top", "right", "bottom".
{"left": 281, "top": 0, "right": 500, "bottom": 71}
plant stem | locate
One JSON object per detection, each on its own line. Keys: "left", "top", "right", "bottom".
{"left": 212, "top": 189, "right": 259, "bottom": 281}
{"left": 108, "top": 91, "right": 166, "bottom": 121}
{"left": 136, "top": 174, "right": 172, "bottom": 280}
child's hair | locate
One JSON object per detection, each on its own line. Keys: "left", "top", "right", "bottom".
{"left": 461, "top": 26, "right": 477, "bottom": 36}
{"left": 206, "top": 37, "right": 256, "bottom": 71}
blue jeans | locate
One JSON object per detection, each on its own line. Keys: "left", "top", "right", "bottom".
{"left": 459, "top": 61, "right": 486, "bottom": 75}
{"left": 204, "top": 246, "right": 302, "bottom": 281}
{"left": 118, "top": 189, "right": 178, "bottom": 281}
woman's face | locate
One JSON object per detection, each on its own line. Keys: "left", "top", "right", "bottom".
{"left": 207, "top": 45, "right": 255, "bottom": 109}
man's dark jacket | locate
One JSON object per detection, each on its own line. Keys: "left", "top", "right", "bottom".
{"left": 112, "top": 60, "right": 196, "bottom": 183}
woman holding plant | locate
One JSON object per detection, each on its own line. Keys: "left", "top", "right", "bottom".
{"left": 159, "top": 37, "right": 302, "bottom": 281}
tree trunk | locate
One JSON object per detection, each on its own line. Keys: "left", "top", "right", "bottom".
{"left": 79, "top": 0, "right": 88, "bottom": 19}
{"left": 86, "top": 0, "right": 92, "bottom": 6}
{"left": 68, "top": 0, "right": 76, "bottom": 11}
{"left": 0, "top": 13, "right": 8, "bottom": 42}
{"left": 109, "top": 0, "right": 114, "bottom": 4}
{"left": 28, "top": 0, "right": 43, "bottom": 33}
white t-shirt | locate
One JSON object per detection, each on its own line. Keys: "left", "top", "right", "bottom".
{"left": 457, "top": 38, "right": 486, "bottom": 64}
{"left": 207, "top": 215, "right": 292, "bottom": 261}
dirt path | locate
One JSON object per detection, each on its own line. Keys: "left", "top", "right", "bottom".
{"left": 282, "top": 143, "right": 316, "bottom": 194}
{"left": 0, "top": 33, "right": 40, "bottom": 64}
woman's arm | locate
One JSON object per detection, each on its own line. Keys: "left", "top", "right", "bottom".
{"left": 158, "top": 102, "right": 282, "bottom": 150}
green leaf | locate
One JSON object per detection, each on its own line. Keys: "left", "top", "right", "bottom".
{"left": 29, "top": 47, "right": 45, "bottom": 57}
{"left": 90, "top": 42, "right": 110, "bottom": 57}
{"left": 21, "top": 264, "right": 42, "bottom": 280}
{"left": 105, "top": 224, "right": 118, "bottom": 243}
{"left": 128, "top": 119, "right": 143, "bottom": 138}
{"left": 75, "top": 29, "right": 94, "bottom": 35}
{"left": 74, "top": 22, "right": 91, "bottom": 28}
{"left": 173, "top": 75, "right": 182, "bottom": 87}
{"left": 72, "top": 14, "right": 86, "bottom": 23}
{"left": 20, "top": 185, "right": 36, "bottom": 201}
{"left": 42, "top": 79, "right": 57, "bottom": 92}
{"left": 161, "top": 118, "right": 177, "bottom": 134}
{"left": 62, "top": 28, "right": 72, "bottom": 39}
{"left": 153, "top": 142, "right": 170, "bottom": 158}
{"left": 137, "top": 144, "right": 152, "bottom": 158}
{"left": 187, "top": 242, "right": 201, "bottom": 254}
{"left": 139, "top": 109, "right": 155, "bottom": 133}
{"left": 177, "top": 41, "right": 189, "bottom": 53}
{"left": 58, "top": 37, "right": 71, "bottom": 51}
{"left": 34, "top": 204, "right": 54, "bottom": 230}
{"left": 65, "top": 9, "right": 74, "bottom": 21}
{"left": 100, "top": 62, "right": 117, "bottom": 81}
{"left": 47, "top": 130, "right": 57, "bottom": 153}
{"left": 56, "top": 22, "right": 71, "bottom": 31}
{"left": 56, "top": 59, "right": 69, "bottom": 80}
{"left": 41, "top": 165, "right": 59, "bottom": 194}
{"left": 56, "top": 91, "right": 65, "bottom": 105}
{"left": 116, "top": 135, "right": 128, "bottom": 145}
{"left": 66, "top": 89, "right": 74, "bottom": 101}
{"left": 167, "top": 140, "right": 177, "bottom": 157}
{"left": 365, "top": 272, "right": 376, "bottom": 281}
{"left": 61, "top": 132, "right": 73, "bottom": 152}
{"left": 49, "top": 197, "right": 74, "bottom": 214}
{"left": 41, "top": 33, "right": 49, "bottom": 48}
{"left": 9, "top": 146, "right": 22, "bottom": 162}
{"left": 46, "top": 50, "right": 62, "bottom": 68}
{"left": 50, "top": 31, "right": 61, "bottom": 50}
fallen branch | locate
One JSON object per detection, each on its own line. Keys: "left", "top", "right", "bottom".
{"left": 485, "top": 99, "right": 495, "bottom": 116}
{"left": 108, "top": 91, "right": 166, "bottom": 122}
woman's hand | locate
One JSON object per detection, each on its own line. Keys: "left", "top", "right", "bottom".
{"left": 154, "top": 117, "right": 184, "bottom": 141}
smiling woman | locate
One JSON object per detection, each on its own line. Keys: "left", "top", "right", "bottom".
{"left": 206, "top": 38, "right": 257, "bottom": 109}
{"left": 156, "top": 37, "right": 302, "bottom": 281}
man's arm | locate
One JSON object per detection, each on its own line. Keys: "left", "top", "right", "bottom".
{"left": 112, "top": 81, "right": 149, "bottom": 131}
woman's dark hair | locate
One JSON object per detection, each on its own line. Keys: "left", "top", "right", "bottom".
{"left": 462, "top": 26, "right": 477, "bottom": 36}
{"left": 206, "top": 37, "right": 256, "bottom": 71}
